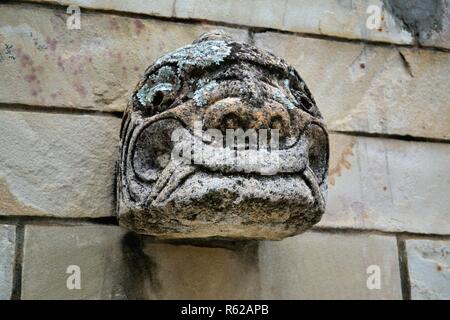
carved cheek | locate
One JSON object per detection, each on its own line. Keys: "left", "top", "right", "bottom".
{"left": 307, "top": 123, "right": 329, "bottom": 188}
{"left": 131, "top": 119, "right": 184, "bottom": 184}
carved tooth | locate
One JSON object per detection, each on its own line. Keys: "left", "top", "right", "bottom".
{"left": 147, "top": 160, "right": 180, "bottom": 202}
{"left": 153, "top": 164, "right": 196, "bottom": 204}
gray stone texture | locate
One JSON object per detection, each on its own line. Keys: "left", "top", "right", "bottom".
{"left": 0, "top": 0, "right": 448, "bottom": 301}
{"left": 1, "top": 105, "right": 447, "bottom": 236}
{"left": 259, "top": 231, "right": 402, "bottom": 299}
{"left": 22, "top": 225, "right": 130, "bottom": 299}
{"left": 383, "top": 0, "right": 450, "bottom": 49}
{"left": 141, "top": 241, "right": 260, "bottom": 299}
{"left": 28, "top": 0, "right": 449, "bottom": 47}
{"left": 321, "top": 134, "right": 450, "bottom": 235}
{"left": 20, "top": 225, "right": 404, "bottom": 299}
{"left": 21, "top": 225, "right": 260, "bottom": 299}
{"left": 406, "top": 239, "right": 450, "bottom": 300}
{"left": 0, "top": 225, "right": 15, "bottom": 300}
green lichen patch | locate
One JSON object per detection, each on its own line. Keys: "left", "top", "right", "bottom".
{"left": 137, "top": 83, "right": 173, "bottom": 106}
{"left": 155, "top": 40, "right": 232, "bottom": 73}
{"left": 193, "top": 80, "right": 219, "bottom": 107}
{"left": 271, "top": 89, "right": 296, "bottom": 110}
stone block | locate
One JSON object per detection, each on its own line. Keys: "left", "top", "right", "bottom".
{"left": 0, "top": 110, "right": 120, "bottom": 217}
{"left": 406, "top": 239, "right": 450, "bottom": 300}
{"left": 321, "top": 134, "right": 450, "bottom": 235}
{"left": 259, "top": 231, "right": 402, "bottom": 299}
{"left": 0, "top": 225, "right": 15, "bottom": 300}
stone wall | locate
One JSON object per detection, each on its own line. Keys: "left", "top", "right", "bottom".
{"left": 0, "top": 1, "right": 449, "bottom": 299}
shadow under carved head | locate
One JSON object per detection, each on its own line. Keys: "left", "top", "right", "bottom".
{"left": 118, "top": 30, "right": 329, "bottom": 240}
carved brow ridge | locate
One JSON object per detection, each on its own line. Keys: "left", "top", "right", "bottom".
{"left": 142, "top": 41, "right": 292, "bottom": 83}
{"left": 138, "top": 41, "right": 317, "bottom": 113}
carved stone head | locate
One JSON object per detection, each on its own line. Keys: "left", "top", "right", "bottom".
{"left": 117, "top": 31, "right": 328, "bottom": 240}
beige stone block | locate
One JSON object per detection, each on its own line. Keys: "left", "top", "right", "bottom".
{"left": 320, "top": 134, "right": 450, "bottom": 235}
{"left": 0, "top": 110, "right": 120, "bottom": 217}
{"left": 141, "top": 241, "right": 260, "bottom": 299}
{"left": 0, "top": 225, "right": 15, "bottom": 300}
{"left": 283, "top": 0, "right": 413, "bottom": 45}
{"left": 32, "top": 0, "right": 412, "bottom": 45}
{"left": 21, "top": 225, "right": 260, "bottom": 299}
{"left": 19, "top": 0, "right": 450, "bottom": 49}
{"left": 406, "top": 239, "right": 450, "bottom": 300}
{"left": 28, "top": 0, "right": 176, "bottom": 17}
{"left": 22, "top": 225, "right": 130, "bottom": 299}
{"left": 259, "top": 231, "right": 402, "bottom": 299}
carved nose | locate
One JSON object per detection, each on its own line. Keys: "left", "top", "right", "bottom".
{"left": 203, "top": 98, "right": 291, "bottom": 137}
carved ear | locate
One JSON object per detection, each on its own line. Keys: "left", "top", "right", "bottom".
{"left": 192, "top": 29, "right": 234, "bottom": 43}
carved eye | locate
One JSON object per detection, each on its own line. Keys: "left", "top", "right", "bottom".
{"left": 136, "top": 83, "right": 175, "bottom": 110}
{"left": 134, "top": 65, "right": 180, "bottom": 113}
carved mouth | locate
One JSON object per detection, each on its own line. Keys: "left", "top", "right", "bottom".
{"left": 128, "top": 118, "right": 327, "bottom": 213}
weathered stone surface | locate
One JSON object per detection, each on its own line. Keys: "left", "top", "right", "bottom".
{"left": 406, "top": 239, "right": 450, "bottom": 300}
{"left": 118, "top": 31, "right": 329, "bottom": 240}
{"left": 21, "top": 225, "right": 259, "bottom": 299}
{"left": 24, "top": 0, "right": 418, "bottom": 46}
{"left": 2, "top": 4, "right": 446, "bottom": 139}
{"left": 21, "top": 225, "right": 405, "bottom": 299}
{"left": 255, "top": 32, "right": 450, "bottom": 140}
{"left": 0, "top": 110, "right": 120, "bottom": 217}
{"left": 383, "top": 0, "right": 450, "bottom": 49}
{"left": 282, "top": 0, "right": 414, "bottom": 45}
{"left": 0, "top": 3, "right": 247, "bottom": 112}
{"left": 320, "top": 134, "right": 450, "bottom": 235}
{"left": 0, "top": 225, "right": 15, "bottom": 300}
{"left": 141, "top": 240, "right": 260, "bottom": 299}
{"left": 22, "top": 225, "right": 129, "bottom": 299}
{"left": 419, "top": 7, "right": 450, "bottom": 49}
{"left": 27, "top": 0, "right": 176, "bottom": 17}
{"left": 259, "top": 231, "right": 402, "bottom": 299}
